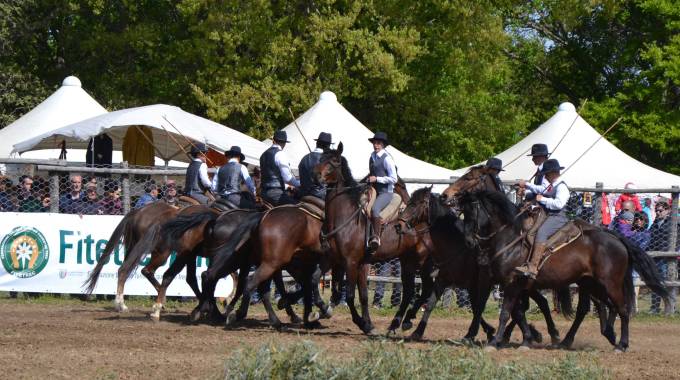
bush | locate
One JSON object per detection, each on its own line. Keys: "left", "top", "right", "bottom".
{"left": 223, "top": 340, "right": 607, "bottom": 379}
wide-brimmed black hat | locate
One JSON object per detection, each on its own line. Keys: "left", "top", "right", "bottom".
{"left": 190, "top": 142, "right": 208, "bottom": 155}
{"left": 225, "top": 145, "right": 246, "bottom": 161}
{"left": 527, "top": 143, "right": 549, "bottom": 157}
{"left": 539, "top": 158, "right": 564, "bottom": 174}
{"left": 273, "top": 130, "right": 291, "bottom": 143}
{"left": 368, "top": 131, "right": 389, "bottom": 146}
{"left": 485, "top": 157, "right": 504, "bottom": 171}
{"left": 314, "top": 132, "right": 332, "bottom": 145}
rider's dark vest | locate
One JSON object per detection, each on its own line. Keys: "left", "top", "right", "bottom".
{"left": 369, "top": 152, "right": 391, "bottom": 194}
{"left": 185, "top": 160, "right": 206, "bottom": 195}
{"left": 299, "top": 151, "right": 326, "bottom": 199}
{"left": 216, "top": 162, "right": 242, "bottom": 195}
{"left": 534, "top": 168, "right": 544, "bottom": 186}
{"left": 260, "top": 146, "right": 284, "bottom": 190}
{"left": 541, "top": 180, "right": 568, "bottom": 215}
{"left": 493, "top": 175, "right": 505, "bottom": 194}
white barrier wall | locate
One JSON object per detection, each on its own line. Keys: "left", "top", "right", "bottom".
{"left": 0, "top": 212, "right": 233, "bottom": 297}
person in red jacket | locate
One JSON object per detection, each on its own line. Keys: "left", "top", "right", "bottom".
{"left": 615, "top": 182, "right": 642, "bottom": 212}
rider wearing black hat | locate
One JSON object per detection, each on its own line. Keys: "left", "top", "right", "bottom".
{"left": 484, "top": 157, "right": 506, "bottom": 194}
{"left": 367, "top": 131, "right": 397, "bottom": 251}
{"left": 516, "top": 158, "right": 569, "bottom": 279}
{"left": 184, "top": 142, "right": 212, "bottom": 204}
{"left": 211, "top": 145, "right": 256, "bottom": 208}
{"left": 260, "top": 130, "right": 300, "bottom": 206}
{"left": 298, "top": 132, "right": 332, "bottom": 200}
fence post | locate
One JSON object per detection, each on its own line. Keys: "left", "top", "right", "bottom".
{"left": 121, "top": 162, "right": 131, "bottom": 214}
{"left": 49, "top": 171, "right": 60, "bottom": 213}
{"left": 667, "top": 185, "right": 679, "bottom": 314}
{"left": 593, "top": 182, "right": 603, "bottom": 225}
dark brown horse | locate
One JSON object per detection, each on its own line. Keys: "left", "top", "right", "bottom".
{"left": 314, "top": 143, "right": 435, "bottom": 335}
{"left": 440, "top": 165, "right": 500, "bottom": 206}
{"left": 460, "top": 191, "right": 670, "bottom": 351}
{"left": 84, "top": 201, "right": 181, "bottom": 313}
{"left": 398, "top": 187, "right": 563, "bottom": 343}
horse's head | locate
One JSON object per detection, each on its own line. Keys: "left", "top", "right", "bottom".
{"left": 315, "top": 142, "right": 344, "bottom": 186}
{"left": 441, "top": 165, "right": 498, "bottom": 207}
{"left": 458, "top": 191, "right": 517, "bottom": 249}
{"left": 399, "top": 186, "right": 433, "bottom": 229}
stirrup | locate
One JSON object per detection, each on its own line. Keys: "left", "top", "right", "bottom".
{"left": 515, "top": 265, "right": 537, "bottom": 279}
{"left": 368, "top": 236, "right": 380, "bottom": 252}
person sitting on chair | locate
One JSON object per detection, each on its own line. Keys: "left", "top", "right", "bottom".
{"left": 485, "top": 157, "right": 506, "bottom": 194}
{"left": 298, "top": 132, "right": 332, "bottom": 201}
{"left": 367, "top": 131, "right": 397, "bottom": 252}
{"left": 260, "top": 130, "right": 300, "bottom": 206}
{"left": 515, "top": 158, "right": 569, "bottom": 279}
{"left": 211, "top": 145, "right": 256, "bottom": 209}
{"left": 184, "top": 143, "right": 212, "bottom": 205}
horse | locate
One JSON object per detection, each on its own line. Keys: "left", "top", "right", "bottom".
{"left": 83, "top": 201, "right": 181, "bottom": 312}
{"left": 440, "top": 164, "right": 500, "bottom": 206}
{"left": 398, "top": 187, "right": 563, "bottom": 343}
{"left": 459, "top": 190, "right": 671, "bottom": 351}
{"left": 314, "top": 143, "right": 435, "bottom": 335}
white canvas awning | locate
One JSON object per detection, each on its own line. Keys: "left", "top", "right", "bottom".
{"left": 451, "top": 102, "right": 680, "bottom": 189}
{"left": 13, "top": 104, "right": 268, "bottom": 165}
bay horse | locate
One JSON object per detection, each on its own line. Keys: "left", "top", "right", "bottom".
{"left": 314, "top": 143, "right": 435, "bottom": 335}
{"left": 398, "top": 187, "right": 563, "bottom": 343}
{"left": 440, "top": 164, "right": 501, "bottom": 207}
{"left": 84, "top": 201, "right": 181, "bottom": 312}
{"left": 459, "top": 191, "right": 671, "bottom": 351}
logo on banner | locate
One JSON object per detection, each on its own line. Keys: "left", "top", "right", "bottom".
{"left": 1, "top": 226, "right": 50, "bottom": 278}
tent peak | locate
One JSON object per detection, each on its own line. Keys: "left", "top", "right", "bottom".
{"left": 62, "top": 76, "right": 82, "bottom": 87}
{"left": 558, "top": 102, "right": 576, "bottom": 113}
{"left": 319, "top": 91, "right": 337, "bottom": 102}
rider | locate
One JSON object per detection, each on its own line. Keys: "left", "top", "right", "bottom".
{"left": 260, "top": 130, "right": 300, "bottom": 206}
{"left": 526, "top": 143, "right": 550, "bottom": 193}
{"left": 367, "top": 131, "right": 397, "bottom": 252}
{"left": 298, "top": 132, "right": 332, "bottom": 201}
{"left": 485, "top": 157, "right": 505, "bottom": 194}
{"left": 515, "top": 158, "right": 569, "bottom": 279}
{"left": 211, "top": 145, "right": 256, "bottom": 209}
{"left": 184, "top": 143, "right": 212, "bottom": 204}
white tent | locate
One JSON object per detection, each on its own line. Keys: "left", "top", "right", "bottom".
{"left": 13, "top": 104, "right": 268, "bottom": 165}
{"left": 451, "top": 102, "right": 680, "bottom": 189}
{"left": 0, "top": 76, "right": 108, "bottom": 159}
{"left": 268, "top": 91, "right": 455, "bottom": 189}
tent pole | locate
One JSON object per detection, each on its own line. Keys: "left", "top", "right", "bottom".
{"left": 288, "top": 107, "right": 312, "bottom": 153}
{"left": 161, "top": 116, "right": 213, "bottom": 165}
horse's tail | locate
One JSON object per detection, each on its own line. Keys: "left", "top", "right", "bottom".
{"left": 118, "top": 223, "right": 162, "bottom": 281}
{"left": 83, "top": 211, "right": 134, "bottom": 294}
{"left": 555, "top": 287, "right": 574, "bottom": 319}
{"left": 161, "top": 210, "right": 218, "bottom": 250}
{"left": 209, "top": 213, "right": 262, "bottom": 272}
{"left": 610, "top": 230, "right": 670, "bottom": 303}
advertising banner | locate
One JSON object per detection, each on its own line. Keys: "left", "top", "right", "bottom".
{"left": 0, "top": 212, "right": 233, "bottom": 297}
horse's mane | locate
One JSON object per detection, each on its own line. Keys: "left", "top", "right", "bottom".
{"left": 463, "top": 190, "right": 524, "bottom": 232}
{"left": 464, "top": 165, "right": 486, "bottom": 176}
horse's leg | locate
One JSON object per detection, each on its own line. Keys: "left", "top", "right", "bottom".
{"left": 409, "top": 280, "right": 444, "bottom": 340}
{"left": 224, "top": 264, "right": 249, "bottom": 323}
{"left": 465, "top": 271, "right": 493, "bottom": 343}
{"left": 559, "top": 285, "right": 591, "bottom": 349}
{"left": 274, "top": 271, "right": 302, "bottom": 324}
{"left": 115, "top": 269, "right": 129, "bottom": 313}
{"left": 511, "top": 295, "right": 535, "bottom": 349}
{"left": 243, "top": 263, "right": 281, "bottom": 329}
{"left": 602, "top": 280, "right": 630, "bottom": 352}
{"left": 402, "top": 263, "right": 435, "bottom": 331}
{"left": 530, "top": 289, "right": 560, "bottom": 345}
{"left": 185, "top": 248, "right": 202, "bottom": 300}
{"left": 140, "top": 248, "right": 170, "bottom": 292}
{"left": 311, "top": 265, "right": 332, "bottom": 319}
{"left": 258, "top": 278, "right": 283, "bottom": 330}
{"left": 191, "top": 258, "right": 236, "bottom": 323}
{"left": 303, "top": 263, "right": 322, "bottom": 329}
{"left": 487, "top": 286, "right": 521, "bottom": 349}
{"left": 387, "top": 258, "right": 415, "bottom": 335}
{"left": 344, "top": 260, "right": 368, "bottom": 333}
{"left": 595, "top": 299, "right": 617, "bottom": 346}
{"left": 357, "top": 263, "right": 374, "bottom": 334}
{"left": 150, "top": 253, "right": 188, "bottom": 321}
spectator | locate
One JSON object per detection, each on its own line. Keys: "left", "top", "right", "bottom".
{"left": 641, "top": 197, "right": 654, "bottom": 229}
{"left": 0, "top": 176, "right": 15, "bottom": 211}
{"left": 100, "top": 180, "right": 123, "bottom": 215}
{"left": 80, "top": 185, "right": 102, "bottom": 215}
{"left": 17, "top": 176, "right": 42, "bottom": 212}
{"left": 615, "top": 183, "right": 643, "bottom": 213}
{"left": 135, "top": 182, "right": 158, "bottom": 209}
{"left": 649, "top": 198, "right": 675, "bottom": 314}
{"left": 39, "top": 192, "right": 51, "bottom": 212}
{"left": 630, "top": 212, "right": 651, "bottom": 250}
{"left": 60, "top": 175, "right": 85, "bottom": 214}
{"left": 163, "top": 180, "right": 179, "bottom": 207}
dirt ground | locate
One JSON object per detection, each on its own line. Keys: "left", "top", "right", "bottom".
{"left": 1, "top": 299, "right": 679, "bottom": 379}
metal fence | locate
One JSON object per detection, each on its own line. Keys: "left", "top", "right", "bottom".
{"left": 1, "top": 159, "right": 679, "bottom": 314}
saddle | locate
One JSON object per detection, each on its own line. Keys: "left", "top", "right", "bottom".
{"left": 210, "top": 197, "right": 239, "bottom": 212}
{"left": 298, "top": 196, "right": 325, "bottom": 220}
{"left": 360, "top": 187, "right": 404, "bottom": 224}
{"left": 520, "top": 208, "right": 587, "bottom": 269}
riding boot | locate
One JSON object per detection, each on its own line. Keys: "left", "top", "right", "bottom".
{"left": 515, "top": 243, "right": 547, "bottom": 279}
{"left": 368, "top": 216, "right": 383, "bottom": 252}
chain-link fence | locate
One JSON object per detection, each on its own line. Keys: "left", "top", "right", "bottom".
{"left": 1, "top": 159, "right": 679, "bottom": 314}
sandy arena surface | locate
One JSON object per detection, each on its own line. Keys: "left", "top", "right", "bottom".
{"left": 1, "top": 299, "right": 679, "bottom": 379}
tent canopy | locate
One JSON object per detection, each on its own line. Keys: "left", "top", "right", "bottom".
{"left": 451, "top": 102, "right": 680, "bottom": 189}
{"left": 0, "top": 76, "right": 108, "bottom": 158}
{"left": 268, "top": 91, "right": 455, "bottom": 181}
{"left": 13, "top": 104, "right": 268, "bottom": 165}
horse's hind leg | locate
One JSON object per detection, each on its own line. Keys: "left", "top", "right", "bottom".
{"left": 559, "top": 285, "right": 590, "bottom": 349}
{"left": 150, "top": 254, "right": 188, "bottom": 321}
{"left": 403, "top": 265, "right": 435, "bottom": 331}
{"left": 273, "top": 271, "right": 302, "bottom": 324}
{"left": 387, "top": 259, "right": 416, "bottom": 335}
{"left": 114, "top": 272, "right": 129, "bottom": 313}
{"left": 409, "top": 281, "right": 443, "bottom": 340}
{"left": 530, "top": 290, "right": 559, "bottom": 344}
{"left": 302, "top": 263, "right": 322, "bottom": 329}
{"left": 141, "top": 248, "right": 171, "bottom": 292}
{"left": 185, "top": 246, "right": 203, "bottom": 300}
{"left": 244, "top": 263, "right": 282, "bottom": 329}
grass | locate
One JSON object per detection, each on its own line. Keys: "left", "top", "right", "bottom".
{"left": 222, "top": 340, "right": 608, "bottom": 379}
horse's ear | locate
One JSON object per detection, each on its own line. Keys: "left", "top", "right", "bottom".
{"left": 428, "top": 185, "right": 433, "bottom": 191}
{"left": 337, "top": 142, "right": 343, "bottom": 155}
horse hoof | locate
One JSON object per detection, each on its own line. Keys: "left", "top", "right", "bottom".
{"left": 304, "top": 320, "right": 322, "bottom": 329}
{"left": 532, "top": 332, "right": 543, "bottom": 344}
{"left": 386, "top": 329, "right": 397, "bottom": 337}
{"left": 149, "top": 313, "right": 160, "bottom": 322}
{"left": 189, "top": 309, "right": 201, "bottom": 323}
{"left": 309, "top": 312, "right": 320, "bottom": 323}
{"left": 401, "top": 321, "right": 413, "bottom": 331}
{"left": 320, "top": 306, "right": 332, "bottom": 319}
{"left": 225, "top": 313, "right": 238, "bottom": 326}
{"left": 517, "top": 345, "right": 531, "bottom": 351}
{"left": 483, "top": 345, "right": 498, "bottom": 352}
{"left": 114, "top": 302, "right": 129, "bottom": 313}
{"left": 289, "top": 315, "right": 303, "bottom": 325}
{"left": 408, "top": 333, "right": 423, "bottom": 341}
{"left": 613, "top": 347, "right": 626, "bottom": 354}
